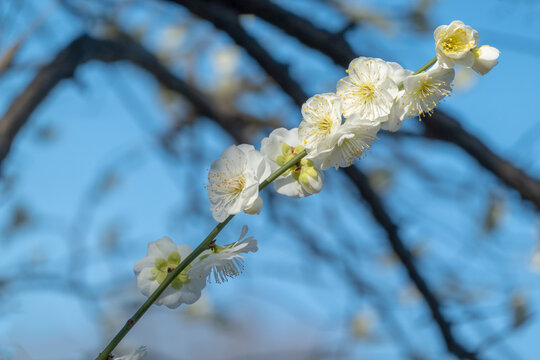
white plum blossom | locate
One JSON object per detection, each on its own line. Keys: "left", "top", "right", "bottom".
{"left": 207, "top": 144, "right": 270, "bottom": 222}
{"left": 396, "top": 63, "right": 454, "bottom": 122}
{"left": 337, "top": 57, "right": 400, "bottom": 121}
{"left": 387, "top": 62, "right": 413, "bottom": 85}
{"left": 261, "top": 127, "right": 323, "bottom": 198}
{"left": 299, "top": 92, "right": 379, "bottom": 170}
{"left": 472, "top": 45, "right": 500, "bottom": 75}
{"left": 115, "top": 347, "right": 147, "bottom": 360}
{"left": 382, "top": 65, "right": 413, "bottom": 132}
{"left": 298, "top": 92, "right": 343, "bottom": 158}
{"left": 434, "top": 20, "right": 478, "bottom": 68}
{"left": 317, "top": 116, "right": 379, "bottom": 170}
{"left": 134, "top": 237, "right": 208, "bottom": 309}
{"left": 192, "top": 225, "right": 257, "bottom": 284}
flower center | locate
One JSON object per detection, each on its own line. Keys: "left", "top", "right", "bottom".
{"left": 440, "top": 29, "right": 471, "bottom": 54}
{"left": 316, "top": 117, "right": 333, "bottom": 136}
{"left": 275, "top": 143, "right": 318, "bottom": 184}
{"left": 416, "top": 80, "right": 438, "bottom": 98}
{"left": 228, "top": 175, "right": 245, "bottom": 195}
{"left": 151, "top": 251, "right": 192, "bottom": 290}
{"left": 355, "top": 83, "right": 376, "bottom": 102}
{"left": 408, "top": 77, "right": 451, "bottom": 115}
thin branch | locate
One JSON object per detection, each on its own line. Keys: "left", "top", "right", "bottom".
{"left": 161, "top": 1, "right": 477, "bottom": 358}
{"left": 207, "top": 0, "right": 540, "bottom": 211}
{"left": 0, "top": 29, "right": 473, "bottom": 358}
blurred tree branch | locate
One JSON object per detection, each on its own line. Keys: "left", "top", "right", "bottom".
{"left": 0, "top": 32, "right": 272, "bottom": 169}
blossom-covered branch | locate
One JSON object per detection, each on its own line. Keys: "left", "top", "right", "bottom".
{"left": 200, "top": 0, "right": 540, "bottom": 210}
{"left": 99, "top": 19, "right": 497, "bottom": 360}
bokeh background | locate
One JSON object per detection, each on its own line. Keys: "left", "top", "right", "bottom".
{"left": 1, "top": 0, "right": 540, "bottom": 359}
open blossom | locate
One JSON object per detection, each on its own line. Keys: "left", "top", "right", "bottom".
{"left": 472, "top": 45, "right": 500, "bottom": 75}
{"left": 299, "top": 93, "right": 379, "bottom": 170}
{"left": 396, "top": 63, "right": 454, "bottom": 121}
{"left": 434, "top": 20, "right": 478, "bottom": 68}
{"left": 381, "top": 65, "right": 413, "bottom": 132}
{"left": 261, "top": 127, "right": 323, "bottom": 198}
{"left": 337, "top": 57, "right": 399, "bottom": 121}
{"left": 115, "top": 347, "right": 147, "bottom": 360}
{"left": 192, "top": 226, "right": 257, "bottom": 284}
{"left": 317, "top": 116, "right": 379, "bottom": 170}
{"left": 134, "top": 237, "right": 208, "bottom": 309}
{"left": 207, "top": 144, "right": 270, "bottom": 222}
{"left": 298, "top": 92, "right": 343, "bottom": 158}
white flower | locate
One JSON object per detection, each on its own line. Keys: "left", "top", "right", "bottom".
{"left": 472, "top": 45, "right": 500, "bottom": 75}
{"left": 192, "top": 225, "right": 257, "bottom": 284}
{"left": 299, "top": 93, "right": 379, "bottom": 170}
{"left": 298, "top": 92, "right": 343, "bottom": 158}
{"left": 434, "top": 20, "right": 478, "bottom": 68}
{"left": 115, "top": 347, "right": 147, "bottom": 360}
{"left": 337, "top": 57, "right": 399, "bottom": 121}
{"left": 317, "top": 117, "right": 379, "bottom": 170}
{"left": 207, "top": 144, "right": 270, "bottom": 222}
{"left": 381, "top": 64, "right": 413, "bottom": 132}
{"left": 261, "top": 127, "right": 323, "bottom": 198}
{"left": 134, "top": 237, "right": 208, "bottom": 309}
{"left": 396, "top": 63, "right": 454, "bottom": 121}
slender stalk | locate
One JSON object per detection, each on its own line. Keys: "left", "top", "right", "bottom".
{"left": 96, "top": 51, "right": 435, "bottom": 357}
{"left": 413, "top": 56, "right": 437, "bottom": 75}
{"left": 398, "top": 56, "right": 437, "bottom": 90}
{"left": 259, "top": 149, "right": 307, "bottom": 190}
{"left": 95, "top": 149, "right": 307, "bottom": 360}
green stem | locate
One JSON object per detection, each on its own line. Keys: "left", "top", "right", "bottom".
{"left": 412, "top": 56, "right": 437, "bottom": 75}
{"left": 95, "top": 149, "right": 307, "bottom": 360}
{"left": 398, "top": 56, "right": 438, "bottom": 90}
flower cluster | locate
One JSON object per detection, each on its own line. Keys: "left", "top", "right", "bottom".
{"left": 134, "top": 226, "right": 257, "bottom": 309}
{"left": 434, "top": 20, "right": 499, "bottom": 74}
{"left": 133, "top": 19, "right": 498, "bottom": 313}
{"left": 204, "top": 19, "right": 499, "bottom": 218}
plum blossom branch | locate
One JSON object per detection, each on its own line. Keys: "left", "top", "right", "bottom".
{"left": 95, "top": 149, "right": 307, "bottom": 360}
{"left": 203, "top": 0, "right": 540, "bottom": 210}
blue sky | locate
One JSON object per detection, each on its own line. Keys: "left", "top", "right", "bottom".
{"left": 1, "top": 0, "right": 540, "bottom": 359}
